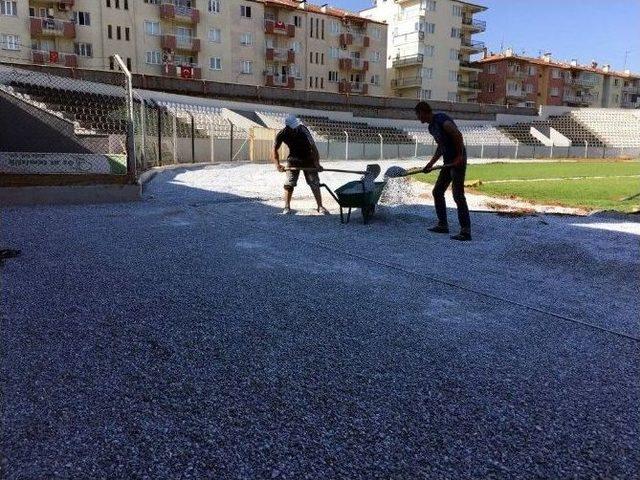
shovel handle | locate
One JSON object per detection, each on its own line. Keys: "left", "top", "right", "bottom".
{"left": 286, "top": 167, "right": 368, "bottom": 175}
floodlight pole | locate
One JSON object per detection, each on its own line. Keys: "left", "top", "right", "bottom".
{"left": 378, "top": 133, "right": 383, "bottom": 160}
{"left": 344, "top": 130, "right": 349, "bottom": 160}
{"left": 113, "top": 53, "right": 136, "bottom": 177}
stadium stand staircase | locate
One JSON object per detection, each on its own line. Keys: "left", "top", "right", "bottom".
{"left": 546, "top": 114, "right": 605, "bottom": 147}
{"left": 299, "top": 115, "right": 415, "bottom": 144}
{"left": 569, "top": 109, "right": 640, "bottom": 147}
{"left": 405, "top": 125, "right": 517, "bottom": 146}
{"left": 498, "top": 124, "right": 544, "bottom": 146}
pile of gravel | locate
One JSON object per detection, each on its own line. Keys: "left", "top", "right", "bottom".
{"left": 383, "top": 166, "right": 408, "bottom": 179}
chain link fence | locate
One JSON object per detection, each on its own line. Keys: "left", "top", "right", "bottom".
{"left": 0, "top": 61, "right": 135, "bottom": 179}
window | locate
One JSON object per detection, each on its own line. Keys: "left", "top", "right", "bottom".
{"left": 321, "top": 19, "right": 324, "bottom": 39}
{"left": 125, "top": 27, "right": 130, "bottom": 41}
{"left": 321, "top": 77, "right": 324, "bottom": 89}
{"left": 124, "top": 0, "right": 128, "bottom": 9}
{"left": 116, "top": 26, "right": 121, "bottom": 40}
{"left": 552, "top": 68, "right": 561, "bottom": 79}
{"left": 144, "top": 21, "right": 160, "bottom": 36}
{"left": 488, "top": 64, "right": 496, "bottom": 74}
{"left": 106, "top": 0, "right": 110, "bottom": 6}
{"left": 451, "top": 27, "right": 461, "bottom": 38}
{"left": 126, "top": 57, "right": 131, "bottom": 70}
{"left": 329, "top": 47, "right": 339, "bottom": 59}
{"left": 1, "top": 1, "right": 17, "bottom": 16}
{"left": 210, "top": 57, "right": 221, "bottom": 70}
{"left": 421, "top": 89, "right": 432, "bottom": 99}
{"left": 425, "top": 0, "right": 436, "bottom": 11}
{"left": 551, "top": 87, "right": 559, "bottom": 96}
{"left": 423, "top": 67, "right": 433, "bottom": 79}
{"left": 321, "top": 53, "right": 324, "bottom": 65}
{"left": 240, "top": 32, "right": 252, "bottom": 46}
{"left": 449, "top": 48, "right": 459, "bottom": 61}
{"left": 371, "top": 27, "right": 381, "bottom": 40}
{"left": 291, "top": 41, "right": 301, "bottom": 53}
{"left": 424, "top": 23, "right": 435, "bottom": 34}
{"left": 0, "top": 33, "right": 20, "bottom": 50}
{"left": 107, "top": 25, "right": 113, "bottom": 39}
{"left": 309, "top": 76, "right": 313, "bottom": 87}
{"left": 449, "top": 70, "right": 457, "bottom": 82}
{"left": 614, "top": 78, "right": 620, "bottom": 86}
{"left": 115, "top": 0, "right": 119, "bottom": 8}
{"left": 330, "top": 21, "right": 340, "bottom": 35}
{"left": 315, "top": 77, "right": 318, "bottom": 88}
{"left": 370, "top": 74, "right": 380, "bottom": 86}
{"left": 145, "top": 51, "right": 162, "bottom": 64}
{"left": 525, "top": 83, "right": 534, "bottom": 93}
{"left": 424, "top": 45, "right": 434, "bottom": 57}
{"left": 109, "top": 56, "right": 114, "bottom": 70}
{"left": 208, "top": 28, "right": 221, "bottom": 43}
{"left": 74, "top": 42, "right": 93, "bottom": 57}
{"left": 240, "top": 5, "right": 251, "bottom": 17}
{"left": 208, "top": 0, "right": 220, "bottom": 13}
{"left": 310, "top": 17, "right": 313, "bottom": 37}
{"left": 452, "top": 4, "right": 462, "bottom": 16}
{"left": 315, "top": 52, "right": 319, "bottom": 64}
{"left": 370, "top": 51, "right": 381, "bottom": 63}
{"left": 309, "top": 51, "right": 313, "bottom": 63}
{"left": 74, "top": 12, "right": 91, "bottom": 26}
{"left": 527, "top": 65, "right": 536, "bottom": 76}
{"left": 488, "top": 83, "right": 495, "bottom": 92}
{"left": 328, "top": 71, "right": 338, "bottom": 82}
{"left": 448, "top": 92, "right": 458, "bottom": 102}
{"left": 241, "top": 60, "right": 252, "bottom": 74}
{"left": 294, "top": 15, "right": 301, "bottom": 27}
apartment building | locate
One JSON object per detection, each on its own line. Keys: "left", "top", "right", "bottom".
{"left": 0, "top": 0, "right": 387, "bottom": 96}
{"left": 475, "top": 49, "right": 640, "bottom": 109}
{"left": 360, "top": 0, "right": 486, "bottom": 102}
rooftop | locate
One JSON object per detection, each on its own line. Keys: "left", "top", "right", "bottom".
{"left": 263, "top": 0, "right": 387, "bottom": 25}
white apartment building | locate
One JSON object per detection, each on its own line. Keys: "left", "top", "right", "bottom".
{"left": 0, "top": 0, "right": 388, "bottom": 96}
{"left": 361, "top": 0, "right": 486, "bottom": 102}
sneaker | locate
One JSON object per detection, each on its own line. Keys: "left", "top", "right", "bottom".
{"left": 281, "top": 207, "right": 292, "bottom": 215}
{"left": 450, "top": 232, "right": 472, "bottom": 241}
{"left": 317, "top": 206, "right": 330, "bottom": 215}
{"left": 428, "top": 224, "right": 449, "bottom": 234}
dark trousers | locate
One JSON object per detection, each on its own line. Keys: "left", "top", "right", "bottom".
{"left": 432, "top": 164, "right": 471, "bottom": 232}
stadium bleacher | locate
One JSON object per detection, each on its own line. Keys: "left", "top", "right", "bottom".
{"left": 405, "top": 124, "right": 517, "bottom": 146}
{"left": 569, "top": 109, "right": 640, "bottom": 147}
{"left": 299, "top": 115, "right": 415, "bottom": 144}
{"left": 546, "top": 114, "right": 605, "bottom": 147}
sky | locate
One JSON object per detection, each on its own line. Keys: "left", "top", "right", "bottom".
{"left": 343, "top": 0, "right": 640, "bottom": 73}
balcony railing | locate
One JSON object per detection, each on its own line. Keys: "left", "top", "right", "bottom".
{"left": 264, "top": 19, "right": 295, "bottom": 37}
{"left": 563, "top": 93, "right": 597, "bottom": 104}
{"left": 392, "top": 53, "right": 423, "bottom": 68}
{"left": 32, "top": 50, "right": 77, "bottom": 68}
{"left": 351, "top": 58, "right": 369, "bottom": 72}
{"left": 162, "top": 62, "right": 202, "bottom": 80}
{"left": 459, "top": 60, "right": 482, "bottom": 70}
{"left": 266, "top": 47, "right": 295, "bottom": 64}
{"left": 458, "top": 80, "right": 480, "bottom": 90}
{"left": 461, "top": 17, "right": 486, "bottom": 32}
{"left": 460, "top": 39, "right": 484, "bottom": 51}
{"left": 506, "top": 90, "right": 526, "bottom": 98}
{"left": 507, "top": 69, "right": 526, "bottom": 79}
{"left": 160, "top": 2, "right": 200, "bottom": 23}
{"left": 265, "top": 74, "right": 295, "bottom": 88}
{"left": 162, "top": 34, "right": 201, "bottom": 52}
{"left": 352, "top": 33, "right": 370, "bottom": 48}
{"left": 338, "top": 81, "right": 368, "bottom": 95}
{"left": 30, "top": 17, "right": 75, "bottom": 39}
{"left": 566, "top": 77, "right": 599, "bottom": 88}
{"left": 391, "top": 76, "right": 423, "bottom": 89}
{"left": 622, "top": 85, "right": 640, "bottom": 95}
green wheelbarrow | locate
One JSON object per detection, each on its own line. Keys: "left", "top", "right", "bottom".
{"left": 321, "top": 180, "right": 387, "bottom": 224}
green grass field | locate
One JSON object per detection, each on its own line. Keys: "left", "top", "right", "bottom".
{"left": 414, "top": 160, "right": 640, "bottom": 213}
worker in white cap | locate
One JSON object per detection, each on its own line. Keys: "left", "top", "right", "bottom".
{"left": 272, "top": 114, "right": 329, "bottom": 215}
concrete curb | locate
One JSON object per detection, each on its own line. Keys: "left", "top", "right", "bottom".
{"left": 138, "top": 162, "right": 221, "bottom": 187}
{"left": 0, "top": 184, "right": 142, "bottom": 207}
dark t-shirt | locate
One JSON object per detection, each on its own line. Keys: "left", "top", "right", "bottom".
{"left": 274, "top": 125, "right": 317, "bottom": 166}
{"left": 428, "top": 112, "right": 466, "bottom": 164}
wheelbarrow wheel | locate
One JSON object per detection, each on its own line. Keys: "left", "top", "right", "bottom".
{"left": 362, "top": 204, "right": 375, "bottom": 223}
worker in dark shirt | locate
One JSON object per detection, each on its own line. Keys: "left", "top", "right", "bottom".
{"left": 273, "top": 114, "right": 329, "bottom": 215}
{"left": 415, "top": 101, "right": 471, "bottom": 241}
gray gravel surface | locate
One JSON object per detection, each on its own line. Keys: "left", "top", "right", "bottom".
{"left": 1, "top": 165, "right": 639, "bottom": 479}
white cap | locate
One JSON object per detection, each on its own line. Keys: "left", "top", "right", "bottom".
{"left": 285, "top": 114, "right": 302, "bottom": 129}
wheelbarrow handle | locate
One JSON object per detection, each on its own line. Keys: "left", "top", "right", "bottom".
{"left": 286, "top": 167, "right": 368, "bottom": 175}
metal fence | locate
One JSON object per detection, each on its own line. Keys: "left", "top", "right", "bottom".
{"left": 0, "top": 57, "right": 134, "bottom": 178}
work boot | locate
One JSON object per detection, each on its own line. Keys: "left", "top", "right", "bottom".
{"left": 450, "top": 231, "right": 472, "bottom": 241}
{"left": 428, "top": 224, "right": 449, "bottom": 234}
{"left": 317, "top": 206, "right": 330, "bottom": 215}
{"left": 281, "top": 207, "right": 292, "bottom": 215}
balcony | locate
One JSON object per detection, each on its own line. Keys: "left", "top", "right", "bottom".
{"left": 351, "top": 59, "right": 369, "bottom": 72}
{"left": 160, "top": 2, "right": 200, "bottom": 24}
{"left": 58, "top": 0, "right": 75, "bottom": 7}
{"left": 338, "top": 58, "right": 352, "bottom": 70}
{"left": 461, "top": 17, "right": 486, "bottom": 32}
{"left": 265, "top": 74, "right": 295, "bottom": 89}
{"left": 339, "top": 33, "right": 353, "bottom": 47}
{"left": 264, "top": 20, "right": 295, "bottom": 37}
{"left": 352, "top": 33, "right": 370, "bottom": 48}
{"left": 460, "top": 39, "right": 484, "bottom": 52}
{"left": 506, "top": 90, "right": 526, "bottom": 99}
{"left": 266, "top": 47, "right": 295, "bottom": 64}
{"left": 563, "top": 93, "right": 597, "bottom": 105}
{"left": 30, "top": 17, "right": 75, "bottom": 39}
{"left": 566, "top": 77, "right": 599, "bottom": 88}
{"left": 392, "top": 53, "right": 423, "bottom": 68}
{"left": 391, "top": 76, "right": 423, "bottom": 89}
{"left": 162, "top": 62, "right": 202, "bottom": 80}
{"left": 392, "top": 31, "right": 425, "bottom": 45}
{"left": 338, "top": 81, "right": 368, "bottom": 95}
{"left": 162, "top": 34, "right": 201, "bottom": 52}
{"left": 459, "top": 60, "right": 482, "bottom": 72}
{"left": 32, "top": 50, "right": 78, "bottom": 68}
{"left": 507, "top": 69, "right": 526, "bottom": 79}
{"left": 622, "top": 85, "right": 640, "bottom": 95}
{"left": 458, "top": 80, "right": 480, "bottom": 90}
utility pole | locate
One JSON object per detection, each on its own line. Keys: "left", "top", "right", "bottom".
{"left": 623, "top": 50, "right": 631, "bottom": 70}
